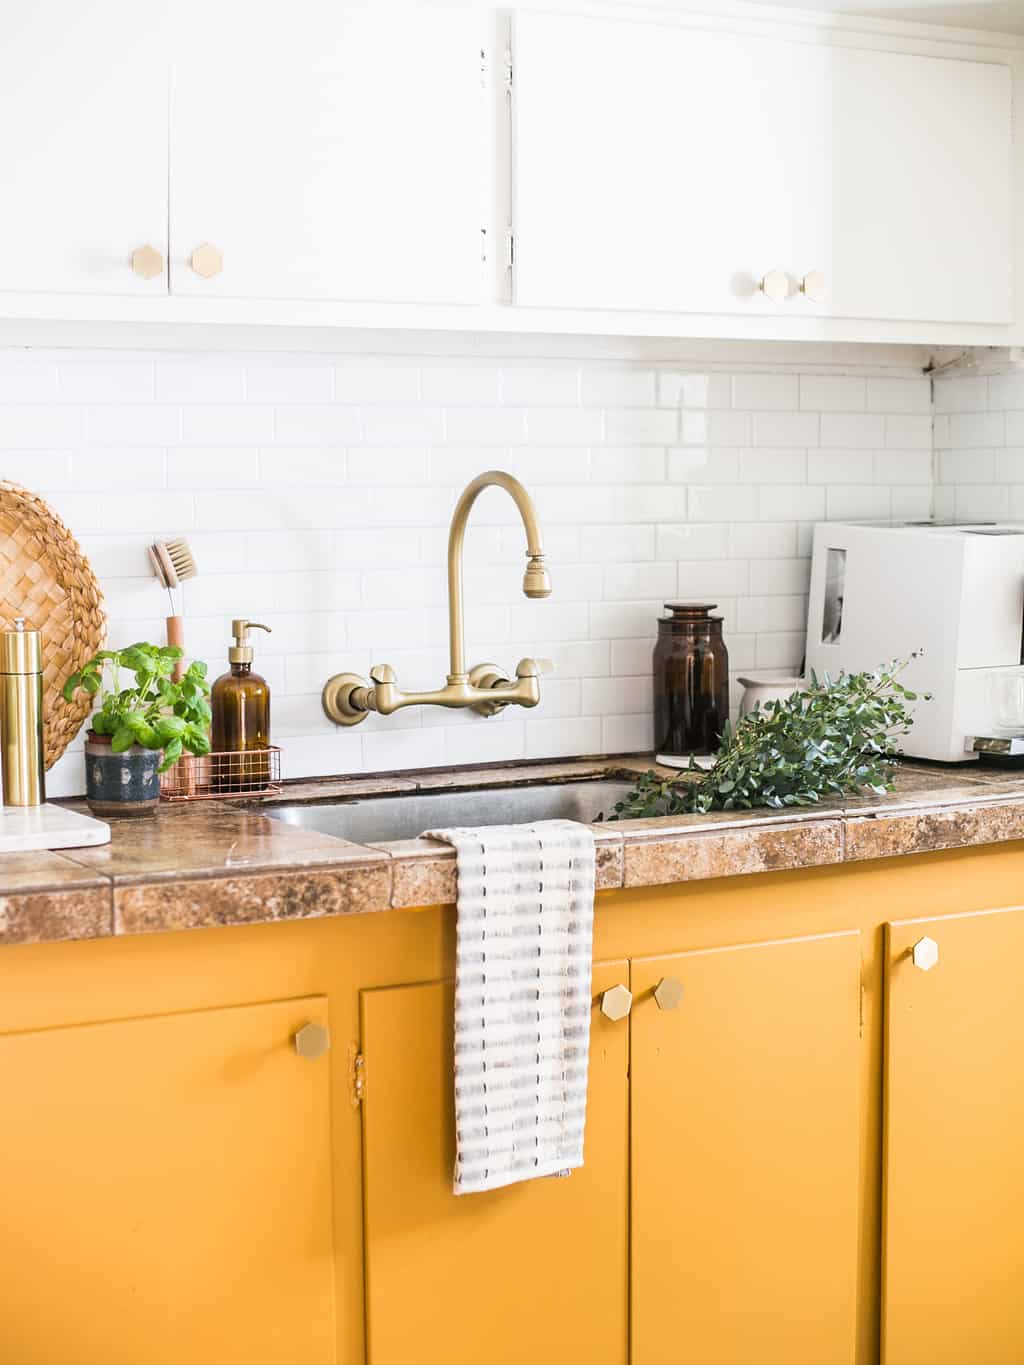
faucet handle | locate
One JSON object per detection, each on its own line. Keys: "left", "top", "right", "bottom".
{"left": 369, "top": 664, "right": 397, "bottom": 685}
{"left": 515, "top": 657, "right": 554, "bottom": 679}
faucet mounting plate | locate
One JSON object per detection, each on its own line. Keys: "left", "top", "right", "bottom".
{"left": 322, "top": 673, "right": 371, "bottom": 727}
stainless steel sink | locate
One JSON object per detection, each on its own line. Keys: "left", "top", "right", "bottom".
{"left": 265, "top": 778, "right": 633, "bottom": 846}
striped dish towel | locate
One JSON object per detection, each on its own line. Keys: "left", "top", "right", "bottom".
{"left": 424, "top": 819, "right": 596, "bottom": 1196}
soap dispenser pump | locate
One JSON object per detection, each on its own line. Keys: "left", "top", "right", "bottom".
{"left": 211, "top": 619, "right": 273, "bottom": 758}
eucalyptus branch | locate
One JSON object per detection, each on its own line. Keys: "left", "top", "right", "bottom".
{"left": 609, "top": 659, "right": 926, "bottom": 820}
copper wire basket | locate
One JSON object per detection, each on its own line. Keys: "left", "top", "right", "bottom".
{"left": 160, "top": 748, "right": 282, "bottom": 802}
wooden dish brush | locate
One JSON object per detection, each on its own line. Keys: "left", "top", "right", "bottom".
{"left": 148, "top": 537, "right": 198, "bottom": 680}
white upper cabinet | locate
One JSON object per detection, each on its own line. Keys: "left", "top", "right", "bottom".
{"left": 512, "top": 10, "right": 1014, "bottom": 327}
{"left": 0, "top": 1, "right": 169, "bottom": 297}
{"left": 831, "top": 46, "right": 1013, "bottom": 325}
{"left": 170, "top": 3, "right": 486, "bottom": 305}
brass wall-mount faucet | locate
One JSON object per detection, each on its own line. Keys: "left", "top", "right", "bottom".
{"left": 322, "top": 470, "right": 553, "bottom": 726}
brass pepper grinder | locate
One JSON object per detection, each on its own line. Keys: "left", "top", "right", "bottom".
{"left": 0, "top": 617, "right": 45, "bottom": 806}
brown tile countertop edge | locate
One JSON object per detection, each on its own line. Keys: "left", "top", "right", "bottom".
{"left": 6, "top": 756, "right": 1024, "bottom": 947}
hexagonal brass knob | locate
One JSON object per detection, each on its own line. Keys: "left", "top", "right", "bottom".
{"left": 654, "top": 977, "right": 684, "bottom": 1011}
{"left": 130, "top": 244, "right": 164, "bottom": 281}
{"left": 759, "top": 269, "right": 790, "bottom": 303}
{"left": 190, "top": 242, "right": 223, "bottom": 279}
{"left": 912, "top": 936, "right": 939, "bottom": 972}
{"left": 600, "top": 984, "right": 632, "bottom": 1022}
{"left": 293, "top": 1022, "right": 331, "bottom": 1059}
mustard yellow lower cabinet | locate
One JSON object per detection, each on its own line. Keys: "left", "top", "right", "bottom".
{"left": 630, "top": 932, "right": 863, "bottom": 1365}
{"left": 0, "top": 995, "right": 337, "bottom": 1365}
{"left": 360, "top": 960, "right": 631, "bottom": 1365}
{"left": 884, "top": 906, "right": 1024, "bottom": 1365}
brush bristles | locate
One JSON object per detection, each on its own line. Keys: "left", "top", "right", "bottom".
{"left": 164, "top": 536, "right": 198, "bottom": 583}
{"left": 149, "top": 537, "right": 198, "bottom": 590}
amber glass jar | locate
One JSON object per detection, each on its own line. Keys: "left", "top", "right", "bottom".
{"left": 653, "top": 602, "right": 729, "bottom": 759}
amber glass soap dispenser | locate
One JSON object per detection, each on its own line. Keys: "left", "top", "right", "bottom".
{"left": 211, "top": 619, "right": 272, "bottom": 790}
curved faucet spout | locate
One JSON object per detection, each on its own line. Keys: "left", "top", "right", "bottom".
{"left": 446, "top": 470, "right": 550, "bottom": 680}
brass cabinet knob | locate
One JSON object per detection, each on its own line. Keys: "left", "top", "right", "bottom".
{"left": 293, "top": 1022, "right": 331, "bottom": 1059}
{"left": 759, "top": 269, "right": 790, "bottom": 303}
{"left": 130, "top": 244, "right": 164, "bottom": 281}
{"left": 600, "top": 984, "right": 633, "bottom": 1022}
{"left": 800, "top": 270, "right": 827, "bottom": 303}
{"left": 911, "top": 936, "right": 939, "bottom": 972}
{"left": 654, "top": 977, "right": 684, "bottom": 1010}
{"left": 189, "top": 242, "right": 224, "bottom": 279}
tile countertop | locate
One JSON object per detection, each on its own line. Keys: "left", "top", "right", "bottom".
{"left": 5, "top": 755, "right": 1024, "bottom": 948}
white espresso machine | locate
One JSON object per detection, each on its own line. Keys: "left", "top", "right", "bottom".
{"left": 805, "top": 521, "right": 1024, "bottom": 763}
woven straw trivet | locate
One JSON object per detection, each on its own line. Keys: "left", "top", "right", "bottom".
{"left": 0, "top": 481, "right": 105, "bottom": 769}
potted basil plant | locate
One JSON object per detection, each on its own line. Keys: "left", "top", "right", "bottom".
{"left": 63, "top": 643, "right": 212, "bottom": 816}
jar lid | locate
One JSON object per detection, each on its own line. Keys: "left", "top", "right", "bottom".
{"left": 662, "top": 602, "right": 720, "bottom": 619}
{"left": 0, "top": 617, "right": 41, "bottom": 674}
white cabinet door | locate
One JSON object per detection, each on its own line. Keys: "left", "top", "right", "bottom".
{"left": 831, "top": 46, "right": 1012, "bottom": 325}
{"left": 0, "top": 1, "right": 169, "bottom": 297}
{"left": 512, "top": 11, "right": 1014, "bottom": 327}
{"left": 512, "top": 11, "right": 831, "bottom": 317}
{"left": 171, "top": 3, "right": 486, "bottom": 305}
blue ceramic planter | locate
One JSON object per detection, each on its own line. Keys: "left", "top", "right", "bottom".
{"left": 84, "top": 732, "right": 160, "bottom": 817}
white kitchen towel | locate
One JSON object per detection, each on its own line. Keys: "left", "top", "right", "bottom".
{"left": 423, "top": 819, "right": 596, "bottom": 1196}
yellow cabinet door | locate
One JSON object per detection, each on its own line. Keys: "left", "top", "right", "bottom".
{"left": 884, "top": 907, "right": 1024, "bottom": 1364}
{"left": 0, "top": 996, "right": 336, "bottom": 1364}
{"left": 360, "top": 961, "right": 630, "bottom": 1365}
{"left": 631, "top": 931, "right": 862, "bottom": 1365}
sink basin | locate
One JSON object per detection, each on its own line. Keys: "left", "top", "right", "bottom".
{"left": 265, "top": 778, "right": 634, "bottom": 846}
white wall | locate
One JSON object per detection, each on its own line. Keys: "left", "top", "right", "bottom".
{"left": 934, "top": 365, "right": 1024, "bottom": 521}
{"left": 0, "top": 336, "right": 933, "bottom": 796}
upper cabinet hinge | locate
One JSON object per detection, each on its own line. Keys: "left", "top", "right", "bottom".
{"left": 350, "top": 1046, "right": 366, "bottom": 1108}
{"left": 503, "top": 48, "right": 513, "bottom": 89}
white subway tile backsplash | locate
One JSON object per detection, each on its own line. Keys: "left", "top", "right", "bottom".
{"left": 245, "top": 363, "right": 333, "bottom": 403}
{"left": 500, "top": 365, "right": 580, "bottom": 406}
{"left": 156, "top": 361, "right": 246, "bottom": 403}
{"left": 527, "top": 407, "right": 604, "bottom": 445}
{"left": 183, "top": 406, "right": 274, "bottom": 444}
{"left": 602, "top": 563, "right": 676, "bottom": 601}
{"left": 732, "top": 373, "right": 798, "bottom": 411}
{"left": 884, "top": 415, "right": 932, "bottom": 450}
{"left": 0, "top": 343, "right": 948, "bottom": 795}
{"left": 947, "top": 411, "right": 1005, "bottom": 449}
{"left": 752, "top": 411, "right": 819, "bottom": 448}
{"left": 421, "top": 364, "right": 501, "bottom": 405}
{"left": 659, "top": 371, "right": 732, "bottom": 409}
{"left": 825, "top": 485, "right": 892, "bottom": 520}
{"left": 807, "top": 449, "right": 873, "bottom": 485}
{"left": 445, "top": 406, "right": 527, "bottom": 444}
{"left": 819, "top": 413, "right": 885, "bottom": 449}
{"left": 581, "top": 368, "right": 656, "bottom": 407}
{"left": 799, "top": 375, "right": 866, "bottom": 412}
{"left": 689, "top": 484, "right": 758, "bottom": 522}
{"left": 728, "top": 523, "right": 796, "bottom": 558}
{"left": 738, "top": 448, "right": 806, "bottom": 484}
{"left": 681, "top": 410, "right": 751, "bottom": 447}
{"left": 334, "top": 362, "right": 420, "bottom": 403}
{"left": 0, "top": 406, "right": 82, "bottom": 447}
{"left": 677, "top": 558, "right": 749, "bottom": 598}
{"left": 667, "top": 447, "right": 740, "bottom": 484}
{"left": 591, "top": 447, "right": 665, "bottom": 483}
{"left": 603, "top": 713, "right": 654, "bottom": 753}
{"left": 605, "top": 409, "right": 678, "bottom": 445}
{"left": 277, "top": 405, "right": 364, "bottom": 444}
{"left": 865, "top": 377, "right": 932, "bottom": 414}
{"left": 758, "top": 485, "right": 825, "bottom": 522}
